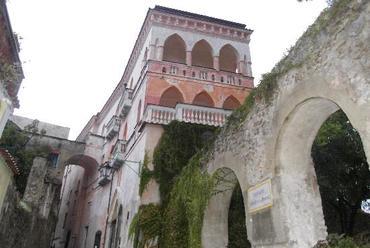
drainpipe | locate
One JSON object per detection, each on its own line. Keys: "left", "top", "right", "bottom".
{"left": 102, "top": 169, "right": 115, "bottom": 248}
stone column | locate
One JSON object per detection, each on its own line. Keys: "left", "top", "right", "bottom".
{"left": 157, "top": 46, "right": 164, "bottom": 61}
{"left": 238, "top": 60, "right": 244, "bottom": 75}
{"left": 213, "top": 56, "right": 220, "bottom": 71}
{"left": 149, "top": 44, "right": 156, "bottom": 60}
{"left": 246, "top": 61, "right": 253, "bottom": 77}
{"left": 186, "top": 51, "right": 192, "bottom": 66}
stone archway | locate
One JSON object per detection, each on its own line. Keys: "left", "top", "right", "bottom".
{"left": 201, "top": 1, "right": 370, "bottom": 247}
{"left": 202, "top": 167, "right": 251, "bottom": 248}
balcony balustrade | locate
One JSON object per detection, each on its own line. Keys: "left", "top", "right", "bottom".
{"left": 147, "top": 60, "right": 253, "bottom": 88}
{"left": 106, "top": 115, "right": 121, "bottom": 140}
{"left": 144, "top": 103, "right": 231, "bottom": 127}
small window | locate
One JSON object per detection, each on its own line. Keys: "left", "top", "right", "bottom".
{"left": 221, "top": 76, "right": 224, "bottom": 83}
{"left": 48, "top": 152, "right": 59, "bottom": 167}
{"left": 211, "top": 75, "right": 215, "bottom": 81}
{"left": 183, "top": 70, "right": 186, "bottom": 76}
{"left": 162, "top": 67, "right": 167, "bottom": 73}
{"left": 192, "top": 72, "right": 195, "bottom": 77}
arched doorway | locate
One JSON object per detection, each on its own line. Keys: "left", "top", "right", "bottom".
{"left": 159, "top": 87, "right": 184, "bottom": 108}
{"left": 163, "top": 34, "right": 186, "bottom": 64}
{"left": 192, "top": 40, "right": 213, "bottom": 68}
{"left": 223, "top": 95, "right": 241, "bottom": 110}
{"left": 192, "top": 91, "right": 214, "bottom": 108}
{"left": 219, "top": 44, "right": 239, "bottom": 73}
{"left": 202, "top": 167, "right": 251, "bottom": 248}
{"left": 276, "top": 97, "right": 370, "bottom": 247}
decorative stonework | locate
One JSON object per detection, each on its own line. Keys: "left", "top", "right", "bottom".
{"left": 150, "top": 11, "right": 251, "bottom": 43}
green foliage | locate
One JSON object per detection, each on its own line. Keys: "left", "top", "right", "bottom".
{"left": 312, "top": 110, "right": 370, "bottom": 235}
{"left": 139, "top": 153, "right": 152, "bottom": 196}
{"left": 161, "top": 155, "right": 213, "bottom": 248}
{"left": 128, "top": 204, "right": 161, "bottom": 248}
{"left": 0, "top": 122, "right": 50, "bottom": 195}
{"left": 0, "top": 59, "right": 18, "bottom": 87}
{"left": 314, "top": 234, "right": 370, "bottom": 248}
{"left": 228, "top": 183, "right": 251, "bottom": 248}
{"left": 153, "top": 121, "right": 216, "bottom": 204}
{"left": 130, "top": 122, "right": 216, "bottom": 248}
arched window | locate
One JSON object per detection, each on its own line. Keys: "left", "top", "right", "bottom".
{"left": 192, "top": 91, "right": 215, "bottom": 107}
{"left": 159, "top": 87, "right": 184, "bottom": 108}
{"left": 192, "top": 40, "right": 213, "bottom": 68}
{"left": 94, "top": 231, "right": 102, "bottom": 248}
{"left": 137, "top": 100, "right": 142, "bottom": 124}
{"left": 163, "top": 34, "right": 186, "bottom": 64}
{"left": 223, "top": 95, "right": 241, "bottom": 110}
{"left": 219, "top": 44, "right": 239, "bottom": 73}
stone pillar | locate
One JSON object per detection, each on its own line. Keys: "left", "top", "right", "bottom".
{"left": 186, "top": 51, "right": 192, "bottom": 66}
{"left": 149, "top": 44, "right": 156, "bottom": 60}
{"left": 157, "top": 46, "right": 164, "bottom": 61}
{"left": 213, "top": 56, "right": 219, "bottom": 71}
{"left": 23, "top": 157, "right": 48, "bottom": 206}
{"left": 246, "top": 61, "right": 253, "bottom": 77}
{"left": 238, "top": 60, "right": 244, "bottom": 75}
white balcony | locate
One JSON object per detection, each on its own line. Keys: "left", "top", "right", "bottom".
{"left": 143, "top": 103, "right": 231, "bottom": 127}
{"left": 106, "top": 115, "right": 121, "bottom": 140}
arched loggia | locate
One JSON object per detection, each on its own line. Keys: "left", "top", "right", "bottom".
{"left": 163, "top": 34, "right": 186, "bottom": 64}
{"left": 192, "top": 40, "right": 213, "bottom": 68}
{"left": 219, "top": 44, "right": 239, "bottom": 73}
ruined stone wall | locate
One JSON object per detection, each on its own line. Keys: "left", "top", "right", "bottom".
{"left": 202, "top": 1, "right": 370, "bottom": 247}
{"left": 0, "top": 157, "right": 61, "bottom": 248}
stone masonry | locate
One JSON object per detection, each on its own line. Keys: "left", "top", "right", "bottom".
{"left": 202, "top": 1, "right": 370, "bottom": 247}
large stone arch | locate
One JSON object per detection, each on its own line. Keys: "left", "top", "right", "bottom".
{"left": 202, "top": 151, "right": 251, "bottom": 248}
{"left": 202, "top": 2, "right": 370, "bottom": 247}
{"left": 271, "top": 76, "right": 370, "bottom": 247}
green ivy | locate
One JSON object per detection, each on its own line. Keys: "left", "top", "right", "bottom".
{"left": 128, "top": 203, "right": 161, "bottom": 248}
{"left": 138, "top": 153, "right": 152, "bottom": 196}
{"left": 131, "top": 122, "right": 216, "bottom": 248}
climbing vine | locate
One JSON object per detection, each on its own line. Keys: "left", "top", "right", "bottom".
{"left": 138, "top": 153, "right": 152, "bottom": 196}
{"left": 131, "top": 122, "right": 216, "bottom": 248}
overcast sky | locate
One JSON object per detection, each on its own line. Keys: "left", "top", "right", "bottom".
{"left": 7, "top": 0, "right": 327, "bottom": 139}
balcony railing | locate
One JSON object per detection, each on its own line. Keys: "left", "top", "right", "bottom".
{"left": 117, "top": 89, "right": 133, "bottom": 118}
{"left": 111, "top": 139, "right": 126, "bottom": 169}
{"left": 147, "top": 60, "right": 253, "bottom": 88}
{"left": 144, "top": 104, "right": 231, "bottom": 127}
{"left": 144, "top": 105, "right": 176, "bottom": 125}
{"left": 106, "top": 115, "right": 121, "bottom": 140}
